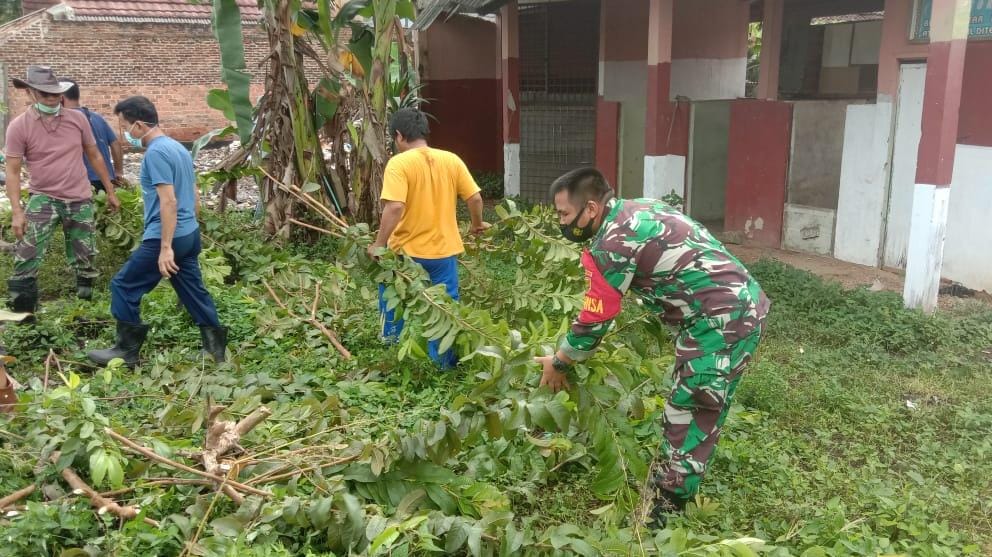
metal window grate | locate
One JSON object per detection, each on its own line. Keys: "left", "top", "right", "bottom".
{"left": 517, "top": 0, "right": 599, "bottom": 202}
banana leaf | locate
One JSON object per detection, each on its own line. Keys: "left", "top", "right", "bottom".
{"left": 212, "top": 0, "right": 255, "bottom": 145}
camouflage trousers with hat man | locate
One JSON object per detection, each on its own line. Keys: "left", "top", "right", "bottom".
{"left": 8, "top": 193, "right": 98, "bottom": 311}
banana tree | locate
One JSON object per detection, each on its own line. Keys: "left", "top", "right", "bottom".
{"left": 210, "top": 0, "right": 415, "bottom": 233}
{"left": 314, "top": 0, "right": 415, "bottom": 224}
{"left": 210, "top": 0, "right": 346, "bottom": 236}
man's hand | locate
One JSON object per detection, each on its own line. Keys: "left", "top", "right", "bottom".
{"left": 367, "top": 243, "right": 385, "bottom": 261}
{"left": 535, "top": 355, "right": 571, "bottom": 393}
{"left": 112, "top": 178, "right": 130, "bottom": 189}
{"left": 11, "top": 211, "right": 26, "bottom": 241}
{"left": 471, "top": 222, "right": 492, "bottom": 236}
{"left": 159, "top": 246, "right": 180, "bottom": 278}
{"left": 105, "top": 192, "right": 121, "bottom": 212}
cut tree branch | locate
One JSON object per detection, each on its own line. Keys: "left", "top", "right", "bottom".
{"left": 0, "top": 484, "right": 35, "bottom": 509}
{"left": 259, "top": 166, "right": 349, "bottom": 230}
{"left": 289, "top": 217, "right": 343, "bottom": 238}
{"left": 98, "top": 478, "right": 215, "bottom": 499}
{"left": 198, "top": 404, "right": 272, "bottom": 506}
{"left": 104, "top": 428, "right": 271, "bottom": 498}
{"left": 60, "top": 466, "right": 160, "bottom": 527}
{"left": 245, "top": 454, "right": 360, "bottom": 486}
{"left": 262, "top": 279, "right": 352, "bottom": 359}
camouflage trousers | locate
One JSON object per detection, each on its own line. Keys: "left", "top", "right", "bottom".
{"left": 12, "top": 194, "right": 98, "bottom": 281}
{"left": 652, "top": 325, "right": 764, "bottom": 502}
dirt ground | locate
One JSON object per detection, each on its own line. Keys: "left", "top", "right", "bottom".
{"left": 729, "top": 244, "right": 992, "bottom": 308}
{"left": 730, "top": 245, "right": 906, "bottom": 291}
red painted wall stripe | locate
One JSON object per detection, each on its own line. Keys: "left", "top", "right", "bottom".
{"left": 423, "top": 79, "right": 503, "bottom": 173}
{"left": 878, "top": 2, "right": 988, "bottom": 148}
{"left": 724, "top": 100, "right": 792, "bottom": 248}
{"left": 595, "top": 98, "right": 621, "bottom": 191}
{"left": 957, "top": 41, "right": 992, "bottom": 148}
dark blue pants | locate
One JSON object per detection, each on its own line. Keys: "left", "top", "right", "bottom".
{"left": 110, "top": 231, "right": 221, "bottom": 327}
{"left": 379, "top": 255, "right": 459, "bottom": 369}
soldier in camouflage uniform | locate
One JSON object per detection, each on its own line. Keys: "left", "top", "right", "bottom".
{"left": 4, "top": 65, "right": 120, "bottom": 313}
{"left": 534, "top": 167, "right": 770, "bottom": 526}
{"left": 11, "top": 194, "right": 98, "bottom": 286}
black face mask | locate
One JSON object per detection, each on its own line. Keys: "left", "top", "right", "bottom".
{"left": 560, "top": 210, "right": 596, "bottom": 243}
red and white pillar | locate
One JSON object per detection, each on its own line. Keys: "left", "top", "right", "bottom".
{"left": 500, "top": 1, "right": 520, "bottom": 196}
{"left": 903, "top": 0, "right": 970, "bottom": 313}
{"left": 643, "top": 0, "right": 686, "bottom": 202}
{"left": 595, "top": 0, "right": 621, "bottom": 190}
{"left": 756, "top": 0, "right": 784, "bottom": 100}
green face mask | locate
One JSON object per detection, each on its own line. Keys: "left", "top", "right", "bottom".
{"left": 34, "top": 102, "right": 61, "bottom": 116}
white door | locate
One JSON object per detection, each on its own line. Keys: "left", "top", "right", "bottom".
{"left": 883, "top": 63, "right": 927, "bottom": 269}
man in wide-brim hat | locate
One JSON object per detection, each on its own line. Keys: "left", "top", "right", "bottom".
{"left": 4, "top": 65, "right": 121, "bottom": 314}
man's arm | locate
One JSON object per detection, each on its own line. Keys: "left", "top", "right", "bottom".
{"left": 156, "top": 184, "right": 180, "bottom": 277}
{"left": 455, "top": 160, "right": 487, "bottom": 234}
{"left": 465, "top": 192, "right": 489, "bottom": 234}
{"left": 5, "top": 157, "right": 26, "bottom": 240}
{"left": 110, "top": 140, "right": 124, "bottom": 179}
{"left": 193, "top": 179, "right": 201, "bottom": 220}
{"left": 537, "top": 250, "right": 626, "bottom": 392}
{"left": 83, "top": 143, "right": 120, "bottom": 211}
{"left": 368, "top": 200, "right": 405, "bottom": 258}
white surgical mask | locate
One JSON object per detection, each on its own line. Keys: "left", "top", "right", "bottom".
{"left": 124, "top": 122, "right": 152, "bottom": 149}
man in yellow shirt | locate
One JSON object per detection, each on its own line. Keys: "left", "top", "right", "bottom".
{"left": 368, "top": 108, "right": 488, "bottom": 368}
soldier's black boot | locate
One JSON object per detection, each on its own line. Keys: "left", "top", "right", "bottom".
{"left": 76, "top": 276, "right": 94, "bottom": 301}
{"left": 648, "top": 490, "right": 688, "bottom": 529}
{"left": 87, "top": 321, "right": 149, "bottom": 367}
{"left": 7, "top": 277, "right": 38, "bottom": 314}
{"left": 199, "top": 325, "right": 228, "bottom": 363}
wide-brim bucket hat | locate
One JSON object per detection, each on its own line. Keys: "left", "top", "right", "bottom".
{"left": 12, "top": 65, "right": 73, "bottom": 95}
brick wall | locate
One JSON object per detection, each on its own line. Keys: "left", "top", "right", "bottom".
{"left": 1, "top": 14, "right": 271, "bottom": 142}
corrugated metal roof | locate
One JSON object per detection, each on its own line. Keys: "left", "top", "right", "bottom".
{"left": 811, "top": 11, "right": 885, "bottom": 26}
{"left": 414, "top": 0, "right": 508, "bottom": 29}
{"left": 69, "top": 15, "right": 228, "bottom": 23}
{"left": 45, "top": 0, "right": 263, "bottom": 22}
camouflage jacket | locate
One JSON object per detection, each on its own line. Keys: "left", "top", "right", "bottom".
{"left": 559, "top": 198, "right": 770, "bottom": 363}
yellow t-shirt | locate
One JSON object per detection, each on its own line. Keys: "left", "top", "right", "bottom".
{"left": 380, "top": 147, "right": 481, "bottom": 259}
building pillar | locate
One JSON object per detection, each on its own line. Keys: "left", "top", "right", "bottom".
{"left": 644, "top": 0, "right": 685, "bottom": 202}
{"left": 903, "top": 0, "right": 970, "bottom": 313}
{"left": 756, "top": 0, "right": 783, "bottom": 100}
{"left": 595, "top": 0, "right": 620, "bottom": 190}
{"left": 500, "top": 1, "right": 520, "bottom": 196}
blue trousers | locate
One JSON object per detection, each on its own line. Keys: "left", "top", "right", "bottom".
{"left": 110, "top": 231, "right": 221, "bottom": 327}
{"left": 379, "top": 255, "right": 459, "bottom": 369}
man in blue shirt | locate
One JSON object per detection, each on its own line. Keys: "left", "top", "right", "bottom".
{"left": 62, "top": 81, "right": 124, "bottom": 192}
{"left": 88, "top": 96, "right": 227, "bottom": 366}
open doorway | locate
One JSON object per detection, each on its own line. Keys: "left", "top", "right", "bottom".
{"left": 686, "top": 101, "right": 730, "bottom": 233}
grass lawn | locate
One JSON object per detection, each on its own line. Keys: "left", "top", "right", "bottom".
{"left": 0, "top": 202, "right": 990, "bottom": 556}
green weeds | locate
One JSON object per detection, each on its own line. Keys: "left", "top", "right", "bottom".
{"left": 0, "top": 206, "right": 990, "bottom": 556}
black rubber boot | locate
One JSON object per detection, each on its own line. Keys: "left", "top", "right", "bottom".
{"left": 87, "top": 321, "right": 149, "bottom": 367}
{"left": 199, "top": 326, "right": 228, "bottom": 363}
{"left": 7, "top": 277, "right": 38, "bottom": 314}
{"left": 76, "top": 276, "right": 94, "bottom": 301}
{"left": 648, "top": 490, "right": 688, "bottom": 529}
